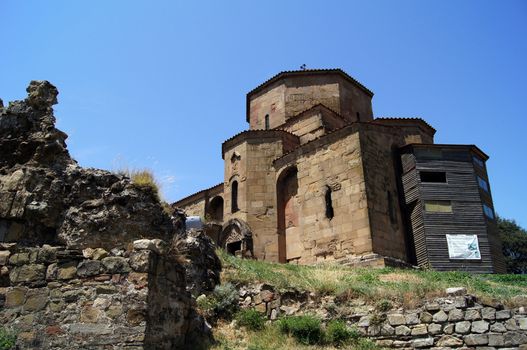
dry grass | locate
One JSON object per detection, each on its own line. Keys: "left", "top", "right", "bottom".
{"left": 218, "top": 249, "right": 527, "bottom": 308}
{"left": 210, "top": 320, "right": 377, "bottom": 350}
{"left": 116, "top": 168, "right": 161, "bottom": 199}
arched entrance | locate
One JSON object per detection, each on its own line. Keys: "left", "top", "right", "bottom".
{"left": 277, "top": 166, "right": 300, "bottom": 263}
{"left": 220, "top": 219, "right": 254, "bottom": 258}
{"left": 206, "top": 196, "right": 224, "bottom": 222}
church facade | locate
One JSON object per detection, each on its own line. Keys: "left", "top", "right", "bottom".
{"left": 173, "top": 69, "right": 506, "bottom": 273}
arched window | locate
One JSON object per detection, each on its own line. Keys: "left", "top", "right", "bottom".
{"left": 356, "top": 112, "right": 361, "bottom": 122}
{"left": 325, "top": 185, "right": 334, "bottom": 220}
{"left": 264, "top": 114, "right": 270, "bottom": 130}
{"left": 231, "top": 181, "right": 239, "bottom": 213}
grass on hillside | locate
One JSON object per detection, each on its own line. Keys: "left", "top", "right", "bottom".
{"left": 211, "top": 320, "right": 379, "bottom": 350}
{"left": 218, "top": 249, "right": 527, "bottom": 308}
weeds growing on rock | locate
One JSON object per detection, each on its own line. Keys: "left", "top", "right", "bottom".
{"left": 0, "top": 328, "right": 16, "bottom": 350}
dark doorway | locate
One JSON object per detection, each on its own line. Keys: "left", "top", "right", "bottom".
{"left": 227, "top": 241, "right": 242, "bottom": 255}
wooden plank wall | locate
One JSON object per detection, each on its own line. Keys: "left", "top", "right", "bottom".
{"left": 399, "top": 147, "right": 503, "bottom": 273}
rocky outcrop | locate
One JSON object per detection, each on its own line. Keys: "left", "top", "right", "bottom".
{"left": 0, "top": 82, "right": 210, "bottom": 349}
{"left": 172, "top": 229, "right": 222, "bottom": 296}
{"left": 0, "top": 81, "right": 174, "bottom": 249}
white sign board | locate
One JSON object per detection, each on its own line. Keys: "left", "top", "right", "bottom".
{"left": 446, "top": 234, "right": 481, "bottom": 260}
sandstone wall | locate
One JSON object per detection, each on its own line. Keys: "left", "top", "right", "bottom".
{"left": 274, "top": 128, "right": 373, "bottom": 264}
{"left": 359, "top": 124, "right": 409, "bottom": 261}
{"left": 0, "top": 241, "right": 205, "bottom": 349}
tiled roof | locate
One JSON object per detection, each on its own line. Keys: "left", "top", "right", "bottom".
{"left": 274, "top": 103, "right": 346, "bottom": 131}
{"left": 374, "top": 117, "right": 436, "bottom": 133}
{"left": 221, "top": 129, "right": 299, "bottom": 159}
{"left": 172, "top": 183, "right": 224, "bottom": 207}
{"left": 247, "top": 68, "right": 374, "bottom": 97}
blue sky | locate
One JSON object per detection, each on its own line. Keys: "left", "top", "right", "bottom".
{"left": 1, "top": 1, "right": 526, "bottom": 227}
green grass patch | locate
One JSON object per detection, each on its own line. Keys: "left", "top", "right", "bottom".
{"left": 218, "top": 249, "right": 526, "bottom": 307}
{"left": 278, "top": 315, "right": 324, "bottom": 345}
{"left": 235, "top": 309, "right": 266, "bottom": 331}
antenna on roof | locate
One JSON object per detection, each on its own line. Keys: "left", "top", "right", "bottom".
{"left": 300, "top": 64, "right": 307, "bottom": 70}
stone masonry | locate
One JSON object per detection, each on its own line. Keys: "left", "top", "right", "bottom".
{"left": 234, "top": 283, "right": 527, "bottom": 349}
{"left": 173, "top": 68, "right": 505, "bottom": 273}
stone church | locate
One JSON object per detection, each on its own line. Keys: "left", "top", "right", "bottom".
{"left": 173, "top": 69, "right": 505, "bottom": 273}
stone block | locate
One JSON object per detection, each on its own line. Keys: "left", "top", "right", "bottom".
{"left": 5, "top": 286, "right": 26, "bottom": 307}
{"left": 464, "top": 334, "right": 488, "bottom": 346}
{"left": 0, "top": 251, "right": 10, "bottom": 265}
{"left": 487, "top": 333, "right": 504, "bottom": 347}
{"left": 412, "top": 337, "right": 434, "bottom": 348}
{"left": 395, "top": 325, "right": 411, "bottom": 336}
{"left": 388, "top": 313, "right": 406, "bottom": 326}
{"left": 495, "top": 310, "right": 511, "bottom": 320}
{"left": 9, "top": 264, "right": 46, "bottom": 283}
{"left": 92, "top": 248, "right": 109, "bottom": 260}
{"left": 77, "top": 260, "right": 101, "bottom": 277}
{"left": 23, "top": 288, "right": 49, "bottom": 311}
{"left": 357, "top": 315, "right": 371, "bottom": 327}
{"left": 411, "top": 324, "right": 428, "bottom": 336}
{"left": 504, "top": 318, "right": 518, "bottom": 331}
{"left": 129, "top": 250, "right": 151, "bottom": 272}
{"left": 503, "top": 331, "right": 527, "bottom": 346}
{"left": 368, "top": 325, "right": 380, "bottom": 336}
{"left": 428, "top": 323, "right": 442, "bottom": 335}
{"left": 380, "top": 323, "right": 395, "bottom": 336}
{"left": 102, "top": 257, "right": 130, "bottom": 274}
{"left": 57, "top": 262, "right": 77, "bottom": 280}
{"left": 433, "top": 310, "right": 448, "bottom": 323}
{"left": 454, "top": 296, "right": 468, "bottom": 308}
{"left": 481, "top": 307, "right": 496, "bottom": 320}
{"left": 443, "top": 323, "right": 455, "bottom": 334}
{"left": 518, "top": 317, "right": 527, "bottom": 330}
{"left": 471, "top": 320, "right": 489, "bottom": 333}
{"left": 405, "top": 313, "right": 419, "bottom": 325}
{"left": 448, "top": 308, "right": 464, "bottom": 322}
{"left": 489, "top": 322, "right": 506, "bottom": 333}
{"left": 420, "top": 311, "right": 433, "bottom": 323}
{"left": 464, "top": 309, "right": 481, "bottom": 321}
{"left": 437, "top": 335, "right": 463, "bottom": 347}
{"left": 133, "top": 239, "right": 167, "bottom": 255}
{"left": 426, "top": 302, "right": 440, "bottom": 311}
{"left": 455, "top": 321, "right": 471, "bottom": 334}
{"left": 446, "top": 287, "right": 467, "bottom": 296}
{"left": 9, "top": 252, "right": 30, "bottom": 266}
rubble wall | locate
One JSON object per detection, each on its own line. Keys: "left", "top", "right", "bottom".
{"left": 0, "top": 243, "right": 205, "bottom": 349}
{"left": 237, "top": 283, "right": 527, "bottom": 349}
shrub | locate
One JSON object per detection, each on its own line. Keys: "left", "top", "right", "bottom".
{"left": 235, "top": 308, "right": 266, "bottom": 331}
{"left": 0, "top": 328, "right": 16, "bottom": 350}
{"left": 212, "top": 283, "right": 239, "bottom": 317}
{"left": 278, "top": 315, "right": 323, "bottom": 345}
{"left": 355, "top": 338, "right": 380, "bottom": 350}
{"left": 325, "top": 320, "right": 358, "bottom": 347}
{"left": 375, "top": 299, "right": 392, "bottom": 312}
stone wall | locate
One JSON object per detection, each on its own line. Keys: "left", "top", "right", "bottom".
{"left": 235, "top": 283, "right": 527, "bottom": 349}
{"left": 0, "top": 241, "right": 206, "bottom": 349}
{"left": 0, "top": 81, "right": 210, "bottom": 349}
{"left": 274, "top": 128, "right": 373, "bottom": 264}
